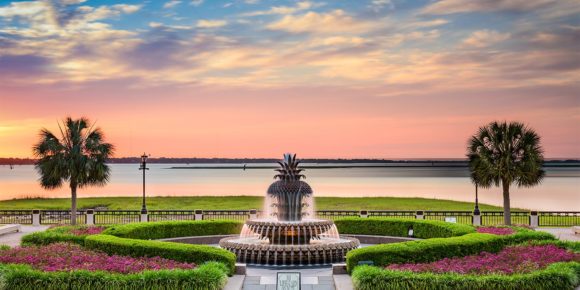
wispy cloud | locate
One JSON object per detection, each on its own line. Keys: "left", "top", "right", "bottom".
{"left": 267, "top": 10, "right": 376, "bottom": 34}
{"left": 196, "top": 19, "right": 227, "bottom": 28}
{"left": 164, "top": 0, "right": 182, "bottom": 9}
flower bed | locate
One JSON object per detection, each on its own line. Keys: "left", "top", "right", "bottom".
{"left": 0, "top": 243, "right": 195, "bottom": 274}
{"left": 387, "top": 244, "right": 579, "bottom": 275}
{"left": 476, "top": 226, "right": 514, "bottom": 235}
{"left": 22, "top": 225, "right": 111, "bottom": 246}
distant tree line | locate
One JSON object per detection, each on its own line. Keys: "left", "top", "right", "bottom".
{"left": 1, "top": 157, "right": 578, "bottom": 166}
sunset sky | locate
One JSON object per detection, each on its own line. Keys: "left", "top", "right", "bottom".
{"left": 0, "top": 0, "right": 579, "bottom": 159}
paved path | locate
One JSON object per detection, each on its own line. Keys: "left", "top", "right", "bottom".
{"left": 243, "top": 266, "right": 335, "bottom": 290}
{"left": 536, "top": 227, "right": 579, "bottom": 241}
{"left": 0, "top": 225, "right": 49, "bottom": 247}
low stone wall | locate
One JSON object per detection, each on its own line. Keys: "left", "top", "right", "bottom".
{"left": 341, "top": 234, "right": 418, "bottom": 244}
{"left": 159, "top": 234, "right": 238, "bottom": 244}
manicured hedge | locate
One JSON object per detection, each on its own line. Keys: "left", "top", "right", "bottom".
{"left": 84, "top": 234, "right": 237, "bottom": 275}
{"left": 346, "top": 229, "right": 555, "bottom": 272}
{"left": 335, "top": 217, "right": 476, "bottom": 238}
{"left": 0, "top": 262, "right": 228, "bottom": 290}
{"left": 22, "top": 225, "right": 106, "bottom": 246}
{"left": 351, "top": 262, "right": 580, "bottom": 290}
{"left": 102, "top": 220, "right": 243, "bottom": 240}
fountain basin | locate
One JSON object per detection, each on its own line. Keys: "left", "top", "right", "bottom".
{"left": 219, "top": 236, "right": 359, "bottom": 266}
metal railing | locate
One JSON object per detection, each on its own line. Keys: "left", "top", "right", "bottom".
{"left": 0, "top": 210, "right": 32, "bottom": 224}
{"left": 148, "top": 210, "right": 197, "bottom": 222}
{"left": 94, "top": 210, "right": 141, "bottom": 224}
{"left": 539, "top": 212, "right": 580, "bottom": 227}
{"left": 481, "top": 211, "right": 530, "bottom": 226}
{"left": 6, "top": 209, "right": 580, "bottom": 227}
{"left": 425, "top": 211, "right": 474, "bottom": 225}
{"left": 368, "top": 210, "right": 416, "bottom": 219}
{"left": 40, "top": 210, "right": 86, "bottom": 225}
{"left": 316, "top": 210, "right": 359, "bottom": 220}
{"left": 202, "top": 210, "right": 250, "bottom": 221}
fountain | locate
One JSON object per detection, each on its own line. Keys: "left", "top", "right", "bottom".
{"left": 219, "top": 154, "right": 360, "bottom": 266}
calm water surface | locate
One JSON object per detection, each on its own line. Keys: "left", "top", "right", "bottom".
{"left": 0, "top": 164, "right": 578, "bottom": 211}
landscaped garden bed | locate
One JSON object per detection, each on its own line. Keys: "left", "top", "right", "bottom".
{"left": 338, "top": 218, "right": 580, "bottom": 290}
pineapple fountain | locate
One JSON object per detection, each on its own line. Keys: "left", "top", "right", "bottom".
{"left": 219, "top": 154, "right": 360, "bottom": 266}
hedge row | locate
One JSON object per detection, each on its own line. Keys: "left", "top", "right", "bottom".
{"left": 102, "top": 220, "right": 243, "bottom": 240}
{"left": 0, "top": 262, "right": 228, "bottom": 290}
{"left": 84, "top": 234, "right": 237, "bottom": 275}
{"left": 345, "top": 228, "right": 555, "bottom": 272}
{"left": 335, "top": 218, "right": 476, "bottom": 239}
{"left": 351, "top": 262, "right": 580, "bottom": 290}
{"left": 22, "top": 225, "right": 108, "bottom": 247}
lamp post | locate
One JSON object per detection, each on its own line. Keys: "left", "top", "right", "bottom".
{"left": 474, "top": 183, "right": 480, "bottom": 215}
{"left": 139, "top": 153, "right": 149, "bottom": 213}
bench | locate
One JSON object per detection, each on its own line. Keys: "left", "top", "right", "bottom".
{"left": 0, "top": 224, "right": 21, "bottom": 236}
{"left": 574, "top": 226, "right": 580, "bottom": 235}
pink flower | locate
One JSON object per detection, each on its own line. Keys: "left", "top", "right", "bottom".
{"left": 0, "top": 243, "right": 196, "bottom": 274}
{"left": 476, "top": 227, "right": 515, "bottom": 235}
{"left": 386, "top": 244, "right": 580, "bottom": 275}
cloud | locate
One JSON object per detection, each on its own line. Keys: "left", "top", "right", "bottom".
{"left": 0, "top": 54, "right": 50, "bottom": 77}
{"left": 113, "top": 4, "right": 141, "bottom": 14}
{"left": 267, "top": 10, "right": 375, "bottom": 34}
{"left": 371, "top": 0, "right": 394, "bottom": 11}
{"left": 421, "top": 0, "right": 553, "bottom": 15}
{"left": 196, "top": 19, "right": 227, "bottom": 28}
{"left": 462, "top": 30, "right": 510, "bottom": 48}
{"left": 242, "top": 1, "right": 315, "bottom": 16}
{"left": 163, "top": 0, "right": 182, "bottom": 9}
{"left": 190, "top": 0, "right": 203, "bottom": 6}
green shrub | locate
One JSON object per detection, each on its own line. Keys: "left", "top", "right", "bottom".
{"left": 352, "top": 262, "right": 580, "bottom": 290}
{"left": 0, "top": 245, "right": 9, "bottom": 251}
{"left": 103, "top": 220, "right": 243, "bottom": 240}
{"left": 21, "top": 225, "right": 109, "bottom": 247}
{"left": 346, "top": 229, "right": 555, "bottom": 272}
{"left": 0, "top": 262, "right": 228, "bottom": 290}
{"left": 335, "top": 217, "right": 476, "bottom": 238}
{"left": 85, "top": 235, "right": 237, "bottom": 275}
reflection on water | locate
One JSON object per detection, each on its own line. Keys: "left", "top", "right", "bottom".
{"left": 0, "top": 164, "right": 578, "bottom": 211}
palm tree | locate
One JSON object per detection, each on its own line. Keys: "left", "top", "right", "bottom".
{"left": 33, "top": 117, "right": 114, "bottom": 225}
{"left": 467, "top": 121, "right": 544, "bottom": 225}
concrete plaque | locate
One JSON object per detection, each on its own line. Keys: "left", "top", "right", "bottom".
{"left": 277, "top": 272, "right": 301, "bottom": 290}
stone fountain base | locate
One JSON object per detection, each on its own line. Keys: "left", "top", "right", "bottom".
{"left": 219, "top": 219, "right": 360, "bottom": 266}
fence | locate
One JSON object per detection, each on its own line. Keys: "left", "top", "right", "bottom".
{"left": 0, "top": 210, "right": 32, "bottom": 224}
{"left": 1, "top": 209, "right": 579, "bottom": 227}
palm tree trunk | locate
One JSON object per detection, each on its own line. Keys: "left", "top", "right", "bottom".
{"left": 70, "top": 183, "right": 77, "bottom": 225}
{"left": 502, "top": 180, "right": 511, "bottom": 225}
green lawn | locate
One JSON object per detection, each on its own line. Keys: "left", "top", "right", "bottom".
{"left": 0, "top": 196, "right": 513, "bottom": 211}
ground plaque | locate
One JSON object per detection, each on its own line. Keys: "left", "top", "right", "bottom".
{"left": 277, "top": 272, "right": 301, "bottom": 290}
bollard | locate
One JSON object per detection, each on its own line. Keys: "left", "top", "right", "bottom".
{"left": 86, "top": 209, "right": 94, "bottom": 225}
{"left": 140, "top": 209, "right": 148, "bottom": 222}
{"left": 415, "top": 210, "right": 424, "bottom": 220}
{"left": 32, "top": 209, "right": 41, "bottom": 226}
{"left": 473, "top": 211, "right": 481, "bottom": 226}
{"left": 195, "top": 209, "right": 203, "bottom": 221}
{"left": 530, "top": 211, "right": 539, "bottom": 227}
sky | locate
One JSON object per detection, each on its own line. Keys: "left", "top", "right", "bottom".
{"left": 0, "top": 0, "right": 579, "bottom": 159}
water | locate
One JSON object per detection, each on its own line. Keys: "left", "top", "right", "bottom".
{"left": 0, "top": 164, "right": 578, "bottom": 211}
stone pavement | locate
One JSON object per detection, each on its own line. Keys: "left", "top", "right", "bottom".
{"left": 243, "top": 266, "right": 336, "bottom": 290}
{"left": 0, "top": 225, "right": 49, "bottom": 247}
{"left": 536, "top": 227, "right": 579, "bottom": 241}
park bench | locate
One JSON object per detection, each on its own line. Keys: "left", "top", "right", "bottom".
{"left": 0, "top": 224, "right": 21, "bottom": 236}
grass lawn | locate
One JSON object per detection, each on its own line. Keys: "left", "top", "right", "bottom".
{"left": 0, "top": 196, "right": 513, "bottom": 211}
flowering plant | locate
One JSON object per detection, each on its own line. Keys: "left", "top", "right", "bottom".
{"left": 0, "top": 243, "right": 196, "bottom": 274}
{"left": 68, "top": 226, "right": 105, "bottom": 236}
{"left": 386, "top": 244, "right": 579, "bottom": 275}
{"left": 476, "top": 226, "right": 515, "bottom": 235}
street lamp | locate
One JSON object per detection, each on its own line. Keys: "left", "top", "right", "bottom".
{"left": 139, "top": 153, "right": 150, "bottom": 213}
{"left": 474, "top": 183, "right": 480, "bottom": 215}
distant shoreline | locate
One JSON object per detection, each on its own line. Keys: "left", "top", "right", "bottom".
{"left": 169, "top": 163, "right": 580, "bottom": 169}
{"left": 1, "top": 157, "right": 579, "bottom": 166}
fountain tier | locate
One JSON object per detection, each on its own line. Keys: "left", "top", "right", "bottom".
{"left": 220, "top": 219, "right": 359, "bottom": 265}
{"left": 219, "top": 154, "right": 360, "bottom": 266}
